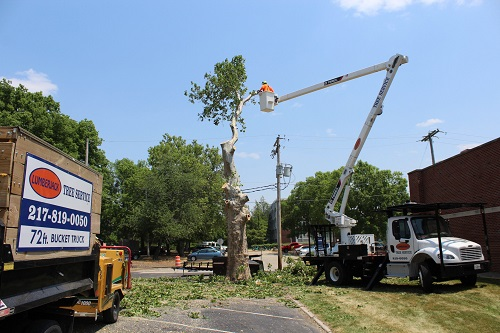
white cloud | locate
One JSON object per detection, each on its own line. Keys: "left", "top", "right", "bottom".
{"left": 326, "top": 128, "right": 337, "bottom": 137}
{"left": 236, "top": 152, "right": 261, "bottom": 160}
{"left": 333, "top": 0, "right": 482, "bottom": 16}
{"left": 292, "top": 102, "right": 303, "bottom": 108}
{"left": 5, "top": 69, "right": 58, "bottom": 96}
{"left": 416, "top": 118, "right": 443, "bottom": 127}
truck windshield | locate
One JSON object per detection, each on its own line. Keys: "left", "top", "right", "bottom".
{"left": 410, "top": 216, "right": 452, "bottom": 240}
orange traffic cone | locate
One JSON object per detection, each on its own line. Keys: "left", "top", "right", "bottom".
{"left": 175, "top": 255, "right": 181, "bottom": 268}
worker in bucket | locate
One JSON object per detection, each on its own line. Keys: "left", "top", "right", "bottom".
{"left": 259, "top": 81, "right": 279, "bottom": 104}
{"left": 259, "top": 81, "right": 274, "bottom": 93}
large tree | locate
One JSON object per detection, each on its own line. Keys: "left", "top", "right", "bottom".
{"left": 282, "top": 161, "right": 409, "bottom": 241}
{"left": 185, "top": 55, "right": 258, "bottom": 280}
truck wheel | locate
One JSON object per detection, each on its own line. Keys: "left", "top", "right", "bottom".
{"left": 419, "top": 263, "right": 433, "bottom": 293}
{"left": 190, "top": 256, "right": 197, "bottom": 261}
{"left": 460, "top": 274, "right": 477, "bottom": 287}
{"left": 325, "top": 261, "right": 350, "bottom": 286}
{"left": 25, "top": 320, "right": 62, "bottom": 333}
{"left": 103, "top": 291, "right": 121, "bottom": 324}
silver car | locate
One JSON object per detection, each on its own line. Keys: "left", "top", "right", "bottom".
{"left": 188, "top": 247, "right": 223, "bottom": 261}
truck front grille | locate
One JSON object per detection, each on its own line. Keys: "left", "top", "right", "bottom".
{"left": 460, "top": 247, "right": 483, "bottom": 261}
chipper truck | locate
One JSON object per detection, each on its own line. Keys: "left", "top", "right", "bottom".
{"left": 0, "top": 126, "right": 131, "bottom": 333}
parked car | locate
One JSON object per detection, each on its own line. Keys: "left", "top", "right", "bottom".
{"left": 298, "top": 244, "right": 331, "bottom": 257}
{"left": 294, "top": 245, "right": 305, "bottom": 255}
{"left": 188, "top": 247, "right": 223, "bottom": 261}
{"left": 298, "top": 246, "right": 314, "bottom": 257}
{"left": 281, "top": 242, "right": 303, "bottom": 253}
{"left": 316, "top": 243, "right": 330, "bottom": 254}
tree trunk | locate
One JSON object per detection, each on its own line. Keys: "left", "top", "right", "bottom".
{"left": 221, "top": 93, "right": 253, "bottom": 281}
{"left": 222, "top": 142, "right": 251, "bottom": 280}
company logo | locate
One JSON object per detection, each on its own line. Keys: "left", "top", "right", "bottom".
{"left": 353, "top": 138, "right": 361, "bottom": 150}
{"left": 29, "top": 168, "right": 62, "bottom": 199}
{"left": 324, "top": 75, "right": 345, "bottom": 86}
{"left": 396, "top": 242, "right": 410, "bottom": 251}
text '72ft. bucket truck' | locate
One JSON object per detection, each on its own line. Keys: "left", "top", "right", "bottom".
{"left": 259, "top": 54, "right": 490, "bottom": 292}
{"left": 0, "top": 127, "right": 132, "bottom": 333}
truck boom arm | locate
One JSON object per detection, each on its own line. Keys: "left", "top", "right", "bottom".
{"left": 273, "top": 54, "right": 408, "bottom": 242}
{"left": 278, "top": 62, "right": 388, "bottom": 104}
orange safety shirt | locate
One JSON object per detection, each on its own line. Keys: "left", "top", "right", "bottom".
{"left": 260, "top": 83, "right": 274, "bottom": 92}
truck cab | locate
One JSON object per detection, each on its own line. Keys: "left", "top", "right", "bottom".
{"left": 384, "top": 203, "right": 490, "bottom": 291}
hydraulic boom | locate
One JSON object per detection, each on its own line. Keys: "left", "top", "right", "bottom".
{"left": 263, "top": 54, "right": 408, "bottom": 243}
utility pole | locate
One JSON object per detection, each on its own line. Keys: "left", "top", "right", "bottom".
{"left": 421, "top": 129, "right": 442, "bottom": 165}
{"left": 85, "top": 138, "right": 89, "bottom": 166}
{"left": 271, "top": 135, "right": 284, "bottom": 270}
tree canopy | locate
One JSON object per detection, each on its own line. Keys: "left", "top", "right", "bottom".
{"left": 0, "top": 79, "right": 107, "bottom": 169}
{"left": 185, "top": 55, "right": 253, "bottom": 131}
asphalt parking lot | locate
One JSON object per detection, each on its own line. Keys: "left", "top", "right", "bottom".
{"left": 73, "top": 298, "right": 329, "bottom": 333}
{"left": 72, "top": 252, "right": 330, "bottom": 333}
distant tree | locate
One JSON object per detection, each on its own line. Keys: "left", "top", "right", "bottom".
{"left": 100, "top": 158, "right": 151, "bottom": 245}
{"left": 185, "top": 55, "right": 258, "bottom": 280}
{"left": 247, "top": 197, "right": 270, "bottom": 246}
{"left": 282, "top": 161, "right": 409, "bottom": 240}
{"left": 282, "top": 170, "right": 340, "bottom": 238}
{"left": 348, "top": 161, "right": 409, "bottom": 236}
{"left": 0, "top": 79, "right": 107, "bottom": 169}
{"left": 147, "top": 134, "right": 225, "bottom": 256}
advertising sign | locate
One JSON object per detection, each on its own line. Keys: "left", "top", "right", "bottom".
{"left": 17, "top": 153, "right": 93, "bottom": 251}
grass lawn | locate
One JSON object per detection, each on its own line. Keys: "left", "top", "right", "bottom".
{"left": 122, "top": 259, "right": 500, "bottom": 333}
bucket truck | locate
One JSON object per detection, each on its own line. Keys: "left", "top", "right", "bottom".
{"left": 260, "top": 54, "right": 490, "bottom": 292}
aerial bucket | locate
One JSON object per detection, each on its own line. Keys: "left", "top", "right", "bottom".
{"left": 259, "top": 91, "right": 275, "bottom": 112}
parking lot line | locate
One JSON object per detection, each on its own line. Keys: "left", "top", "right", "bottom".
{"left": 214, "top": 307, "right": 302, "bottom": 320}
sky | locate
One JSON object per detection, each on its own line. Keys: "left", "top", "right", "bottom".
{"left": 1, "top": 0, "right": 499, "bottom": 209}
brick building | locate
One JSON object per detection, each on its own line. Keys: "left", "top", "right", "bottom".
{"left": 408, "top": 138, "right": 500, "bottom": 273}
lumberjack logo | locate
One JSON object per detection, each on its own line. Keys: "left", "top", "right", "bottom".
{"left": 29, "top": 168, "right": 61, "bottom": 199}
{"left": 396, "top": 242, "right": 411, "bottom": 251}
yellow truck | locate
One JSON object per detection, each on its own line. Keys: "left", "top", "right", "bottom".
{"left": 0, "top": 127, "right": 131, "bottom": 333}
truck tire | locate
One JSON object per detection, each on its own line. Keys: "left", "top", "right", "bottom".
{"left": 325, "top": 261, "right": 351, "bottom": 286}
{"left": 460, "top": 274, "right": 477, "bottom": 287}
{"left": 419, "top": 262, "right": 433, "bottom": 293}
{"left": 103, "top": 291, "right": 121, "bottom": 324}
{"left": 25, "top": 320, "right": 62, "bottom": 333}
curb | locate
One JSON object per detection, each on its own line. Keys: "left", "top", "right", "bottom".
{"left": 292, "top": 298, "right": 333, "bottom": 333}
